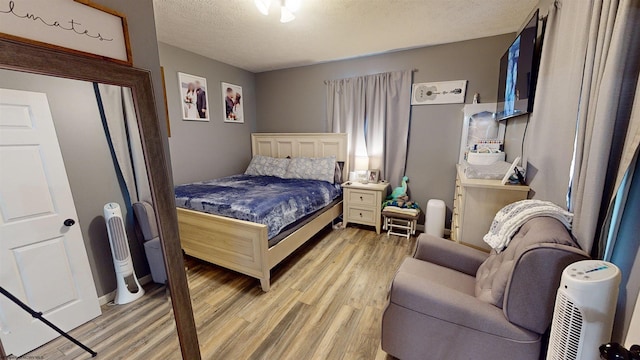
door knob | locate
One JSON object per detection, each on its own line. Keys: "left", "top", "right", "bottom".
{"left": 63, "top": 219, "right": 76, "bottom": 227}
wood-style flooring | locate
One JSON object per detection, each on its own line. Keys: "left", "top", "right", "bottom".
{"left": 26, "top": 226, "right": 416, "bottom": 359}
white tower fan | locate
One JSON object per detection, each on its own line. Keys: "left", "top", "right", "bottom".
{"left": 104, "top": 202, "right": 145, "bottom": 304}
{"left": 547, "top": 260, "right": 621, "bottom": 360}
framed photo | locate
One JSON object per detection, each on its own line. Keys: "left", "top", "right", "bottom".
{"left": 178, "top": 72, "right": 209, "bottom": 121}
{"left": 222, "top": 82, "right": 244, "bottom": 123}
{"left": 367, "top": 169, "right": 380, "bottom": 183}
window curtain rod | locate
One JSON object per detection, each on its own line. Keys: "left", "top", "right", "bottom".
{"left": 323, "top": 69, "right": 417, "bottom": 84}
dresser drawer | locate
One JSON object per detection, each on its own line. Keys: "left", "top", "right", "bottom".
{"left": 346, "top": 207, "right": 376, "bottom": 224}
{"left": 348, "top": 190, "right": 377, "bottom": 207}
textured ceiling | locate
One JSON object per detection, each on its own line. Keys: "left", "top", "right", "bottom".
{"left": 153, "top": 0, "right": 537, "bottom": 73}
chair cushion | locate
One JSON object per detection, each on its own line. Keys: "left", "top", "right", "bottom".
{"left": 400, "top": 257, "right": 476, "bottom": 295}
{"left": 475, "top": 217, "right": 576, "bottom": 307}
{"left": 390, "top": 258, "right": 538, "bottom": 341}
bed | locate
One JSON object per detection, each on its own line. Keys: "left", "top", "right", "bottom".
{"left": 176, "top": 133, "right": 349, "bottom": 291}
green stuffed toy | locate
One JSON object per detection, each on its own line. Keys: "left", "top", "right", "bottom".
{"left": 387, "top": 176, "right": 409, "bottom": 200}
{"left": 383, "top": 176, "right": 419, "bottom": 209}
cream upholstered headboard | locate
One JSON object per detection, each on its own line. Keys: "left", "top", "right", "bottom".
{"left": 251, "top": 133, "right": 349, "bottom": 176}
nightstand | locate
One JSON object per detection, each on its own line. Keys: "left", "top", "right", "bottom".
{"left": 342, "top": 181, "right": 390, "bottom": 234}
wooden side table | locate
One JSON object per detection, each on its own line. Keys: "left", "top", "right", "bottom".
{"left": 342, "top": 181, "right": 389, "bottom": 234}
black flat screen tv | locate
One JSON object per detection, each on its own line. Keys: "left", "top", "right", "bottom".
{"left": 496, "top": 10, "right": 539, "bottom": 121}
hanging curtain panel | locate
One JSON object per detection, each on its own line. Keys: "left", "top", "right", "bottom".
{"left": 525, "top": 0, "right": 639, "bottom": 253}
{"left": 524, "top": 1, "right": 593, "bottom": 210}
{"left": 95, "top": 83, "right": 151, "bottom": 204}
{"left": 569, "top": 0, "right": 640, "bottom": 254}
{"left": 326, "top": 70, "right": 412, "bottom": 187}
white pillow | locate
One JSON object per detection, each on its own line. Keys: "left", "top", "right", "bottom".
{"left": 244, "top": 155, "right": 290, "bottom": 178}
{"left": 284, "top": 156, "right": 336, "bottom": 183}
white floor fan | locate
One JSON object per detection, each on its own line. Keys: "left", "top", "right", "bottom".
{"left": 104, "top": 202, "right": 145, "bottom": 304}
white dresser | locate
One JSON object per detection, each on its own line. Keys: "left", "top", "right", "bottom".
{"left": 452, "top": 164, "right": 529, "bottom": 251}
{"left": 342, "top": 182, "right": 389, "bottom": 234}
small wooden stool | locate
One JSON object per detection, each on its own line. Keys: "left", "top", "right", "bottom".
{"left": 382, "top": 207, "right": 420, "bottom": 239}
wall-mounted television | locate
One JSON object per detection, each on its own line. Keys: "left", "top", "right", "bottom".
{"left": 496, "top": 10, "right": 540, "bottom": 121}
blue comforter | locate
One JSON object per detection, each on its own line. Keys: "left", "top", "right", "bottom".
{"left": 175, "top": 175, "right": 341, "bottom": 239}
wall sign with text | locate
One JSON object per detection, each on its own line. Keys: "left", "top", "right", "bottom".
{"left": 0, "top": 0, "right": 132, "bottom": 65}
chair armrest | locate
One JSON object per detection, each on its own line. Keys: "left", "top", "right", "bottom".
{"left": 413, "top": 234, "right": 489, "bottom": 276}
{"left": 389, "top": 271, "right": 538, "bottom": 340}
{"left": 504, "top": 244, "right": 589, "bottom": 333}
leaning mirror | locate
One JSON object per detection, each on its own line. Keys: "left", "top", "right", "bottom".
{"left": 0, "top": 39, "right": 200, "bottom": 359}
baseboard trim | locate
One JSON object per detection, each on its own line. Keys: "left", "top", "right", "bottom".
{"left": 415, "top": 224, "right": 451, "bottom": 237}
{"left": 98, "top": 274, "right": 153, "bottom": 306}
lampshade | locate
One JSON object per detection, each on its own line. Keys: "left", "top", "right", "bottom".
{"left": 280, "top": 6, "right": 295, "bottom": 23}
{"left": 354, "top": 156, "right": 370, "bottom": 171}
{"left": 255, "top": 0, "right": 271, "bottom": 15}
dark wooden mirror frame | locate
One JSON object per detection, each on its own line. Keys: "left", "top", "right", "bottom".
{"left": 0, "top": 38, "right": 201, "bottom": 359}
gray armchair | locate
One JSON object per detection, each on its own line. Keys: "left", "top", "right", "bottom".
{"left": 381, "top": 217, "right": 589, "bottom": 360}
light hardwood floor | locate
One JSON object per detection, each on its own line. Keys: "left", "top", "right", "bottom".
{"left": 26, "top": 226, "right": 416, "bottom": 359}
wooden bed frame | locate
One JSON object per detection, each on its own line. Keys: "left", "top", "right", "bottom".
{"left": 177, "top": 133, "right": 349, "bottom": 291}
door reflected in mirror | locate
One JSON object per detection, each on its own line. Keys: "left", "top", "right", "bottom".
{"left": 0, "top": 69, "right": 180, "bottom": 357}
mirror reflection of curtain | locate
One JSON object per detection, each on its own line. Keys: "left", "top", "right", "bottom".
{"left": 94, "top": 83, "right": 151, "bottom": 204}
{"left": 326, "top": 70, "right": 412, "bottom": 186}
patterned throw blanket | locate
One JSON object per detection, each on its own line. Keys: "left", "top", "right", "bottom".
{"left": 483, "top": 200, "right": 573, "bottom": 252}
{"left": 175, "top": 175, "right": 341, "bottom": 239}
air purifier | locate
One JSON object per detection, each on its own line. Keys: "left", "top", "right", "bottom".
{"left": 104, "top": 202, "right": 145, "bottom": 304}
{"left": 547, "top": 260, "right": 621, "bottom": 360}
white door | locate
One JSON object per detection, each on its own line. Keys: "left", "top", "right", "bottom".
{"left": 0, "top": 89, "right": 101, "bottom": 356}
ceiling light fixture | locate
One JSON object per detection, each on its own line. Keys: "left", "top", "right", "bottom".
{"left": 280, "top": 6, "right": 295, "bottom": 23}
{"left": 255, "top": 0, "right": 300, "bottom": 23}
{"left": 283, "top": 0, "right": 301, "bottom": 13}
{"left": 254, "top": 0, "right": 271, "bottom": 16}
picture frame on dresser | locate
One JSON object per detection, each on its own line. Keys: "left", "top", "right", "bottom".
{"left": 367, "top": 169, "right": 380, "bottom": 183}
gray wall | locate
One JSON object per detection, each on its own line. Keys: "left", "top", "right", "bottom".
{"left": 0, "top": 70, "right": 148, "bottom": 298}
{"left": 159, "top": 42, "right": 257, "bottom": 185}
{"left": 255, "top": 34, "right": 514, "bottom": 224}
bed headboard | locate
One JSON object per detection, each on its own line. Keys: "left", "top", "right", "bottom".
{"left": 251, "top": 133, "right": 349, "bottom": 176}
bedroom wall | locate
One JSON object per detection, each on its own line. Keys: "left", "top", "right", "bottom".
{"left": 159, "top": 42, "right": 258, "bottom": 185}
{"left": 255, "top": 34, "right": 514, "bottom": 226}
{"left": 0, "top": 70, "right": 149, "bottom": 299}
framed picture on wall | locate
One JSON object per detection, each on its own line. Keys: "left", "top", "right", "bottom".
{"left": 178, "top": 72, "right": 209, "bottom": 121}
{"left": 411, "top": 80, "right": 467, "bottom": 105}
{"left": 222, "top": 82, "right": 244, "bottom": 123}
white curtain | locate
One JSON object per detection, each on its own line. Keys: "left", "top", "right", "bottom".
{"left": 326, "top": 70, "right": 412, "bottom": 187}
{"left": 96, "top": 84, "right": 151, "bottom": 203}
{"left": 525, "top": 0, "right": 640, "bottom": 252}
{"left": 524, "top": 1, "right": 594, "bottom": 208}
{"left": 568, "top": 0, "right": 640, "bottom": 254}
